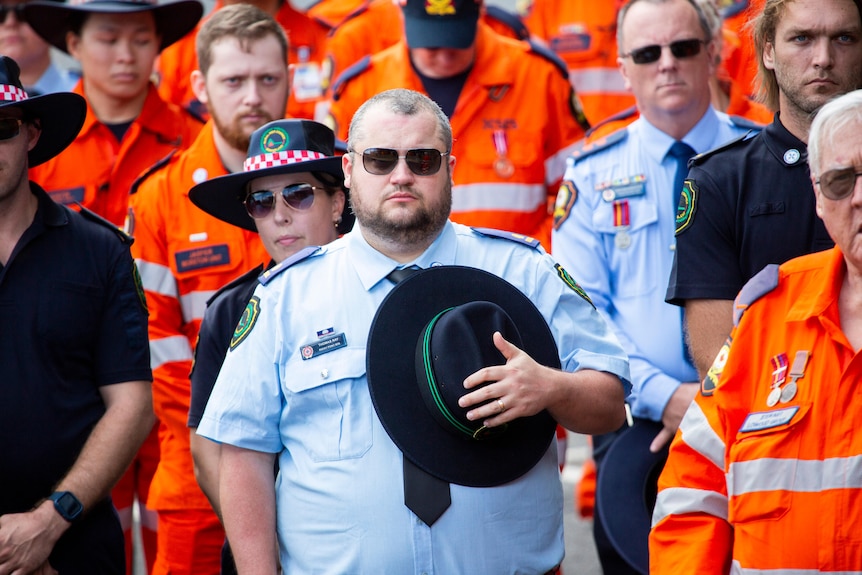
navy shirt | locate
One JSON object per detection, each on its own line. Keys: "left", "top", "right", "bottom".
{"left": 0, "top": 184, "right": 150, "bottom": 573}
{"left": 666, "top": 114, "right": 834, "bottom": 305}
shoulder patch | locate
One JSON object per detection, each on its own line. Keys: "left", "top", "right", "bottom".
{"left": 471, "top": 227, "right": 541, "bottom": 249}
{"left": 230, "top": 295, "right": 260, "bottom": 351}
{"left": 729, "top": 115, "right": 764, "bottom": 132}
{"left": 129, "top": 149, "right": 177, "bottom": 196}
{"left": 553, "top": 180, "right": 578, "bottom": 230}
{"left": 674, "top": 179, "right": 698, "bottom": 235}
{"left": 133, "top": 262, "right": 148, "bottom": 313}
{"left": 585, "top": 105, "right": 638, "bottom": 140}
{"left": 733, "top": 264, "right": 780, "bottom": 326}
{"left": 207, "top": 263, "right": 266, "bottom": 306}
{"left": 570, "top": 128, "right": 628, "bottom": 163}
{"left": 77, "top": 205, "right": 132, "bottom": 244}
{"left": 485, "top": 5, "right": 529, "bottom": 40}
{"left": 690, "top": 130, "right": 757, "bottom": 167}
{"left": 259, "top": 245, "right": 322, "bottom": 286}
{"left": 701, "top": 336, "right": 731, "bottom": 396}
{"left": 554, "top": 263, "right": 594, "bottom": 308}
{"left": 331, "top": 55, "right": 372, "bottom": 101}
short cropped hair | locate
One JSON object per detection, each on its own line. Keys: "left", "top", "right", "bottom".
{"left": 196, "top": 4, "right": 288, "bottom": 77}
{"left": 616, "top": 0, "right": 713, "bottom": 54}
{"left": 347, "top": 89, "right": 452, "bottom": 152}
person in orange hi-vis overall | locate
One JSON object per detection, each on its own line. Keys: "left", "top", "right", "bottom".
{"left": 156, "top": 0, "right": 328, "bottom": 122}
{"left": 22, "top": 1, "right": 203, "bottom": 573}
{"left": 651, "top": 88, "right": 862, "bottom": 573}
{"left": 306, "top": 0, "right": 365, "bottom": 30}
{"left": 327, "top": 0, "right": 589, "bottom": 250}
{"left": 127, "top": 5, "right": 289, "bottom": 574}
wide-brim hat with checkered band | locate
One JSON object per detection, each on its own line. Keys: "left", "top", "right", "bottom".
{"left": 189, "top": 119, "right": 348, "bottom": 233}
{"left": 23, "top": 0, "right": 203, "bottom": 53}
{"left": 0, "top": 56, "right": 86, "bottom": 167}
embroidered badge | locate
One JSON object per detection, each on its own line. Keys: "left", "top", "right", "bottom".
{"left": 702, "top": 337, "right": 730, "bottom": 396}
{"left": 175, "top": 244, "right": 231, "bottom": 273}
{"left": 740, "top": 406, "right": 799, "bottom": 433}
{"left": 132, "top": 262, "right": 147, "bottom": 312}
{"left": 230, "top": 296, "right": 260, "bottom": 351}
{"left": 552, "top": 180, "right": 578, "bottom": 230}
{"left": 261, "top": 126, "right": 290, "bottom": 153}
{"left": 555, "top": 263, "right": 594, "bottom": 308}
{"left": 300, "top": 332, "right": 348, "bottom": 360}
{"left": 425, "top": 0, "right": 456, "bottom": 16}
{"left": 675, "top": 179, "right": 697, "bottom": 235}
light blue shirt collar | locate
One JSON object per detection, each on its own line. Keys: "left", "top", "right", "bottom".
{"left": 636, "top": 106, "right": 722, "bottom": 163}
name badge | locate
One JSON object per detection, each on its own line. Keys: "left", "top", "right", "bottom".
{"left": 175, "top": 244, "right": 230, "bottom": 273}
{"left": 740, "top": 406, "right": 799, "bottom": 433}
{"left": 300, "top": 332, "right": 347, "bottom": 360}
{"left": 48, "top": 186, "right": 86, "bottom": 205}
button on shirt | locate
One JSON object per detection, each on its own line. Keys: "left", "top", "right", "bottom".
{"left": 198, "top": 221, "right": 630, "bottom": 575}
{"left": 552, "top": 109, "right": 751, "bottom": 421}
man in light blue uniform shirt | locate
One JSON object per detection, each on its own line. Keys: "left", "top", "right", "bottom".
{"left": 197, "top": 88, "right": 630, "bottom": 574}
{"left": 551, "top": 0, "right": 759, "bottom": 571}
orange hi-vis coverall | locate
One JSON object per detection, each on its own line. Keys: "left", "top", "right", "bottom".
{"left": 329, "top": 22, "right": 586, "bottom": 249}
{"left": 29, "top": 81, "right": 202, "bottom": 228}
{"left": 306, "top": 0, "right": 366, "bottom": 30}
{"left": 650, "top": 246, "right": 862, "bottom": 574}
{"left": 156, "top": 0, "right": 328, "bottom": 122}
{"left": 129, "top": 122, "right": 269, "bottom": 575}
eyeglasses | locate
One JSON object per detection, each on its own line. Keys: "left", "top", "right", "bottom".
{"left": 243, "top": 182, "right": 322, "bottom": 219}
{"left": 0, "top": 4, "right": 26, "bottom": 24}
{"left": 0, "top": 118, "right": 23, "bottom": 141}
{"left": 816, "top": 167, "right": 862, "bottom": 200}
{"left": 621, "top": 38, "right": 706, "bottom": 65}
{"left": 352, "top": 147, "right": 449, "bottom": 176}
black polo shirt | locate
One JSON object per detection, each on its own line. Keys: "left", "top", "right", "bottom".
{"left": 666, "top": 114, "right": 834, "bottom": 305}
{"left": 0, "top": 183, "right": 150, "bottom": 573}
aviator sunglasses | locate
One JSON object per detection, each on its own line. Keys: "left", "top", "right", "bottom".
{"left": 0, "top": 118, "right": 23, "bottom": 141}
{"left": 352, "top": 147, "right": 449, "bottom": 176}
{"left": 816, "top": 167, "right": 862, "bottom": 200}
{"left": 243, "top": 182, "right": 322, "bottom": 219}
{"left": 621, "top": 38, "right": 706, "bottom": 65}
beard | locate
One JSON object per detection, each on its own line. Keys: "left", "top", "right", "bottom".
{"left": 349, "top": 176, "right": 452, "bottom": 247}
{"left": 210, "top": 104, "right": 276, "bottom": 152}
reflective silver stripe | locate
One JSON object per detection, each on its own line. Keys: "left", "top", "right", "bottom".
{"left": 546, "top": 140, "right": 580, "bottom": 185}
{"left": 150, "top": 335, "right": 193, "bottom": 370}
{"left": 451, "top": 182, "right": 546, "bottom": 213}
{"left": 731, "top": 559, "right": 862, "bottom": 575}
{"left": 728, "top": 455, "right": 862, "bottom": 497}
{"left": 136, "top": 259, "right": 177, "bottom": 298}
{"left": 679, "top": 400, "right": 726, "bottom": 470}
{"left": 652, "top": 486, "right": 728, "bottom": 527}
{"left": 180, "top": 289, "right": 216, "bottom": 324}
{"left": 568, "top": 68, "right": 628, "bottom": 95}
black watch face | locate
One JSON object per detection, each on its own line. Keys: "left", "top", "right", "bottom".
{"left": 55, "top": 492, "right": 83, "bottom": 520}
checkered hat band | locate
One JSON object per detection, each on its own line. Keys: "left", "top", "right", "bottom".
{"left": 0, "top": 85, "right": 27, "bottom": 103}
{"left": 243, "top": 150, "right": 327, "bottom": 172}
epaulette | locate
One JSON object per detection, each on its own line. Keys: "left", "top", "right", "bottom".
{"left": 732, "top": 264, "right": 779, "bottom": 326}
{"left": 729, "top": 115, "right": 764, "bottom": 131}
{"left": 129, "top": 149, "right": 177, "bottom": 196}
{"left": 327, "top": 1, "right": 371, "bottom": 35}
{"left": 331, "top": 55, "right": 371, "bottom": 101}
{"left": 689, "top": 130, "right": 757, "bottom": 167}
{"left": 77, "top": 204, "right": 133, "bottom": 245}
{"left": 258, "top": 245, "right": 322, "bottom": 286}
{"left": 206, "top": 263, "right": 266, "bottom": 306}
{"left": 585, "top": 105, "right": 638, "bottom": 139}
{"left": 720, "top": 0, "right": 749, "bottom": 19}
{"left": 527, "top": 39, "right": 568, "bottom": 80}
{"left": 471, "top": 227, "right": 542, "bottom": 249}
{"left": 570, "top": 127, "right": 628, "bottom": 163}
{"left": 485, "top": 5, "right": 529, "bottom": 40}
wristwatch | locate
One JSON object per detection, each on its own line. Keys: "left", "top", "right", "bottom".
{"left": 48, "top": 491, "right": 83, "bottom": 523}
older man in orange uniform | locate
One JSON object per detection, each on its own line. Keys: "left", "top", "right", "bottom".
{"left": 128, "top": 5, "right": 288, "bottom": 574}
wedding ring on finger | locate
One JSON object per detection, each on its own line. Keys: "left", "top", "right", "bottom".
{"left": 496, "top": 398, "right": 506, "bottom": 413}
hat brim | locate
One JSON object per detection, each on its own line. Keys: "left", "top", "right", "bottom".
{"left": 596, "top": 418, "right": 668, "bottom": 575}
{"left": 24, "top": 0, "right": 203, "bottom": 53}
{"left": 188, "top": 156, "right": 345, "bottom": 232}
{"left": 7, "top": 92, "right": 88, "bottom": 167}
{"left": 367, "top": 266, "right": 559, "bottom": 488}
{"left": 403, "top": 15, "right": 478, "bottom": 49}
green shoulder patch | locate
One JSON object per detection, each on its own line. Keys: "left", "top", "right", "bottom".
{"left": 230, "top": 296, "right": 261, "bottom": 351}
{"left": 553, "top": 180, "right": 578, "bottom": 230}
{"left": 675, "top": 179, "right": 698, "bottom": 235}
{"left": 555, "top": 263, "right": 594, "bottom": 308}
{"left": 132, "top": 262, "right": 147, "bottom": 313}
{"left": 702, "top": 337, "right": 731, "bottom": 396}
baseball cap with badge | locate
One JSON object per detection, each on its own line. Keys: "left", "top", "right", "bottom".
{"left": 367, "top": 265, "right": 559, "bottom": 487}
{"left": 0, "top": 55, "right": 86, "bottom": 166}
{"left": 189, "top": 119, "right": 353, "bottom": 234}
{"left": 22, "top": 0, "right": 203, "bottom": 54}
{"left": 401, "top": 0, "right": 481, "bottom": 49}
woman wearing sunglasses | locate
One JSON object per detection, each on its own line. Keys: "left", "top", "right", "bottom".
{"left": 184, "top": 118, "right": 350, "bottom": 575}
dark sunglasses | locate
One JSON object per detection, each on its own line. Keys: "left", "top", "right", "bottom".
{"left": 816, "top": 167, "right": 862, "bottom": 200}
{"left": 353, "top": 147, "right": 449, "bottom": 176}
{"left": 622, "top": 38, "right": 706, "bottom": 65}
{"left": 0, "top": 4, "right": 26, "bottom": 23}
{"left": 0, "top": 118, "right": 23, "bottom": 141}
{"left": 243, "top": 182, "right": 322, "bottom": 219}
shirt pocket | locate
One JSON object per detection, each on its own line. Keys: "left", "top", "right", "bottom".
{"left": 727, "top": 403, "right": 811, "bottom": 524}
{"left": 593, "top": 198, "right": 659, "bottom": 297}
{"left": 282, "top": 346, "right": 373, "bottom": 462}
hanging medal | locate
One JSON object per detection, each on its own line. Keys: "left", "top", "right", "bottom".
{"left": 492, "top": 129, "right": 515, "bottom": 178}
{"left": 613, "top": 199, "right": 631, "bottom": 249}
{"left": 780, "top": 350, "right": 809, "bottom": 403}
{"left": 766, "top": 353, "right": 788, "bottom": 407}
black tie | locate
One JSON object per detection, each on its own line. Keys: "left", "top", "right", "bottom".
{"left": 385, "top": 266, "right": 452, "bottom": 526}
{"left": 668, "top": 141, "right": 696, "bottom": 210}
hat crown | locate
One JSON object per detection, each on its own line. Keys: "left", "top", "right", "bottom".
{"left": 243, "top": 120, "right": 336, "bottom": 174}
{"left": 0, "top": 56, "right": 23, "bottom": 91}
